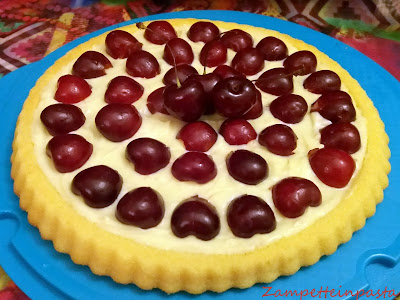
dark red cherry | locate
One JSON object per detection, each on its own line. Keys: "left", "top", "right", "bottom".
{"left": 126, "top": 50, "right": 160, "bottom": 78}
{"left": 227, "top": 195, "right": 276, "bottom": 238}
{"left": 144, "top": 20, "right": 177, "bottom": 45}
{"left": 171, "top": 196, "right": 220, "bottom": 241}
{"left": 177, "top": 121, "right": 217, "bottom": 152}
{"left": 311, "top": 91, "right": 356, "bottom": 123}
{"left": 163, "top": 64, "right": 198, "bottom": 85}
{"left": 54, "top": 75, "right": 92, "bottom": 104}
{"left": 186, "top": 73, "right": 221, "bottom": 114}
{"left": 226, "top": 150, "right": 268, "bottom": 185}
{"left": 199, "top": 40, "right": 227, "bottom": 68}
{"left": 41, "top": 104, "right": 85, "bottom": 136}
{"left": 46, "top": 134, "right": 92, "bottom": 173}
{"left": 105, "top": 30, "right": 142, "bottom": 59}
{"left": 188, "top": 21, "right": 220, "bottom": 43}
{"left": 243, "top": 89, "right": 263, "bottom": 120}
{"left": 213, "top": 65, "right": 245, "bottom": 79}
{"left": 72, "top": 51, "right": 112, "bottom": 79}
{"left": 171, "top": 152, "right": 217, "bottom": 184}
{"left": 219, "top": 119, "right": 257, "bottom": 145}
{"left": 72, "top": 165, "right": 122, "bottom": 208}
{"left": 163, "top": 38, "right": 194, "bottom": 66}
{"left": 212, "top": 77, "right": 257, "bottom": 118}
{"left": 304, "top": 70, "right": 341, "bottom": 94}
{"left": 272, "top": 177, "right": 322, "bottom": 218}
{"left": 309, "top": 148, "right": 355, "bottom": 188}
{"left": 283, "top": 50, "right": 317, "bottom": 76}
{"left": 259, "top": 124, "right": 297, "bottom": 156}
{"left": 163, "top": 80, "right": 206, "bottom": 122}
{"left": 126, "top": 138, "right": 170, "bottom": 175}
{"left": 95, "top": 103, "right": 142, "bottom": 142}
{"left": 105, "top": 76, "right": 143, "bottom": 104}
{"left": 231, "top": 47, "right": 265, "bottom": 76}
{"left": 116, "top": 187, "right": 164, "bottom": 229}
{"left": 220, "top": 29, "right": 253, "bottom": 52}
{"left": 147, "top": 87, "right": 169, "bottom": 115}
{"left": 256, "top": 68, "right": 293, "bottom": 96}
{"left": 269, "top": 94, "right": 308, "bottom": 124}
{"left": 256, "top": 36, "right": 288, "bottom": 61}
{"left": 320, "top": 122, "right": 361, "bottom": 154}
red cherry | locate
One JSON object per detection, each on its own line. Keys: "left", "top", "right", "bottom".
{"left": 144, "top": 20, "right": 177, "bottom": 45}
{"left": 320, "top": 122, "right": 361, "bottom": 154}
{"left": 146, "top": 87, "right": 169, "bottom": 115}
{"left": 116, "top": 187, "right": 164, "bottom": 229}
{"left": 105, "top": 76, "right": 144, "bottom": 104}
{"left": 283, "top": 50, "right": 317, "bottom": 76}
{"left": 171, "top": 196, "right": 220, "bottom": 241}
{"left": 72, "top": 51, "right": 112, "bottom": 79}
{"left": 171, "top": 152, "right": 217, "bottom": 184}
{"left": 258, "top": 124, "right": 297, "bottom": 156}
{"left": 126, "top": 50, "right": 160, "bottom": 78}
{"left": 186, "top": 73, "right": 221, "bottom": 115}
{"left": 199, "top": 40, "right": 227, "bottom": 67}
{"left": 95, "top": 103, "right": 142, "bottom": 142}
{"left": 72, "top": 165, "right": 122, "bottom": 208}
{"left": 219, "top": 119, "right": 257, "bottom": 145}
{"left": 256, "top": 68, "right": 293, "bottom": 96}
{"left": 269, "top": 94, "right": 308, "bottom": 124}
{"left": 256, "top": 36, "right": 288, "bottom": 61}
{"left": 220, "top": 29, "right": 253, "bottom": 52}
{"left": 40, "top": 104, "right": 85, "bottom": 136}
{"left": 163, "top": 64, "right": 198, "bottom": 86}
{"left": 126, "top": 138, "right": 171, "bottom": 175}
{"left": 227, "top": 195, "right": 276, "bottom": 238}
{"left": 309, "top": 148, "right": 356, "bottom": 188}
{"left": 177, "top": 121, "right": 217, "bottom": 152}
{"left": 272, "top": 177, "right": 322, "bottom": 218}
{"left": 231, "top": 47, "right": 265, "bottom": 76}
{"left": 304, "top": 70, "right": 341, "bottom": 94}
{"left": 163, "top": 38, "right": 194, "bottom": 66}
{"left": 188, "top": 21, "right": 220, "bottom": 43}
{"left": 105, "top": 30, "right": 142, "bottom": 59}
{"left": 243, "top": 89, "right": 263, "bottom": 120}
{"left": 54, "top": 75, "right": 92, "bottom": 104}
{"left": 213, "top": 64, "right": 245, "bottom": 79}
{"left": 226, "top": 150, "right": 268, "bottom": 185}
{"left": 311, "top": 91, "right": 356, "bottom": 123}
{"left": 46, "top": 134, "right": 93, "bottom": 173}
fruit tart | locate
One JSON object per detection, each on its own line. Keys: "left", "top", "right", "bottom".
{"left": 11, "top": 18, "right": 390, "bottom": 294}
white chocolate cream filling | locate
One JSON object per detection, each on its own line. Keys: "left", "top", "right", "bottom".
{"left": 32, "top": 22, "right": 367, "bottom": 254}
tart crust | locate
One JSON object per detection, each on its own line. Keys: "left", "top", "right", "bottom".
{"left": 11, "top": 19, "right": 390, "bottom": 294}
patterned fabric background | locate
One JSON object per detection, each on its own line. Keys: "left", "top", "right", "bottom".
{"left": 0, "top": 0, "right": 399, "bottom": 299}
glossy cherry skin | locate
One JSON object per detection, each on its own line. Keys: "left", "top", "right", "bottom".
{"left": 126, "top": 138, "right": 171, "bottom": 175}
{"left": 199, "top": 40, "right": 227, "bottom": 68}
{"left": 40, "top": 104, "right": 85, "bottom": 136}
{"left": 177, "top": 121, "right": 218, "bottom": 152}
{"left": 163, "top": 38, "right": 194, "bottom": 66}
{"left": 171, "top": 196, "right": 220, "bottom": 241}
{"left": 227, "top": 195, "right": 276, "bottom": 238}
{"left": 126, "top": 50, "right": 160, "bottom": 78}
{"left": 212, "top": 77, "right": 257, "bottom": 118}
{"left": 258, "top": 124, "right": 297, "bottom": 156}
{"left": 231, "top": 47, "right": 265, "bottom": 76}
{"left": 72, "top": 165, "right": 122, "bottom": 208}
{"left": 309, "top": 148, "right": 356, "bottom": 188}
{"left": 269, "top": 94, "right": 308, "bottom": 124}
{"left": 256, "top": 36, "right": 288, "bottom": 61}
{"left": 46, "top": 134, "right": 93, "bottom": 173}
{"left": 186, "top": 73, "right": 221, "bottom": 114}
{"left": 72, "top": 51, "right": 112, "bottom": 79}
{"left": 171, "top": 152, "right": 217, "bottom": 184}
{"left": 54, "top": 75, "right": 92, "bottom": 104}
{"left": 188, "top": 21, "right": 220, "bottom": 43}
{"left": 243, "top": 89, "right": 263, "bottom": 120}
{"left": 283, "top": 50, "right": 317, "bottom": 76}
{"left": 144, "top": 20, "right": 177, "bottom": 45}
{"left": 105, "top": 30, "right": 142, "bottom": 59}
{"left": 311, "top": 91, "right": 356, "bottom": 123}
{"left": 146, "top": 87, "right": 169, "bottom": 115}
{"left": 226, "top": 150, "right": 268, "bottom": 185}
{"left": 220, "top": 29, "right": 253, "bottom": 52}
{"left": 163, "top": 64, "right": 198, "bottom": 85}
{"left": 95, "top": 103, "right": 142, "bottom": 142}
{"left": 213, "top": 64, "right": 245, "bottom": 79}
{"left": 272, "top": 177, "right": 322, "bottom": 218}
{"left": 105, "top": 76, "right": 144, "bottom": 104}
{"left": 304, "top": 70, "right": 341, "bottom": 94}
{"left": 320, "top": 122, "right": 361, "bottom": 154}
{"left": 116, "top": 187, "right": 164, "bottom": 229}
{"left": 256, "top": 68, "right": 293, "bottom": 96}
{"left": 219, "top": 119, "right": 257, "bottom": 145}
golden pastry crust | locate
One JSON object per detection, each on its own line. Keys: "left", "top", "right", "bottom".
{"left": 11, "top": 19, "right": 390, "bottom": 294}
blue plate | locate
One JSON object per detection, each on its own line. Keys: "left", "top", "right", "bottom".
{"left": 0, "top": 10, "right": 399, "bottom": 300}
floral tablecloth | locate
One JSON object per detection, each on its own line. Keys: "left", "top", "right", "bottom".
{"left": 0, "top": 0, "right": 399, "bottom": 299}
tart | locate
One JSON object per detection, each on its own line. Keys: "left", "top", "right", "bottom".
{"left": 11, "top": 18, "right": 390, "bottom": 294}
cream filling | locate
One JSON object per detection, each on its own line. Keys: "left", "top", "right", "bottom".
{"left": 32, "top": 23, "right": 367, "bottom": 254}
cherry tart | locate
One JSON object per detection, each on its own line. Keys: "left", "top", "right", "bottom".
{"left": 12, "top": 18, "right": 389, "bottom": 295}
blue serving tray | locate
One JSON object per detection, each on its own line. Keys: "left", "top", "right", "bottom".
{"left": 0, "top": 10, "right": 399, "bottom": 300}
